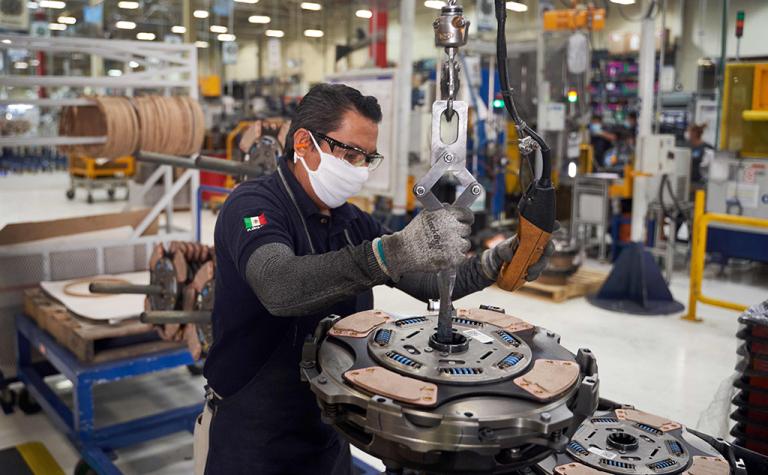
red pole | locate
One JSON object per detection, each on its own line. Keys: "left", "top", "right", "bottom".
{"left": 369, "top": 4, "right": 388, "bottom": 68}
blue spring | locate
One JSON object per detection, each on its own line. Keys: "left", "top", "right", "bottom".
{"left": 666, "top": 440, "right": 684, "bottom": 456}
{"left": 568, "top": 441, "right": 589, "bottom": 456}
{"left": 498, "top": 353, "right": 522, "bottom": 369}
{"left": 374, "top": 329, "right": 392, "bottom": 346}
{"left": 600, "top": 459, "right": 635, "bottom": 470}
{"left": 452, "top": 317, "right": 482, "bottom": 326}
{"left": 591, "top": 417, "right": 619, "bottom": 424}
{"left": 636, "top": 423, "right": 663, "bottom": 435}
{"left": 386, "top": 351, "right": 421, "bottom": 368}
{"left": 495, "top": 330, "right": 519, "bottom": 346}
{"left": 395, "top": 317, "right": 428, "bottom": 327}
{"left": 648, "top": 459, "right": 677, "bottom": 470}
{"left": 440, "top": 367, "right": 482, "bottom": 375}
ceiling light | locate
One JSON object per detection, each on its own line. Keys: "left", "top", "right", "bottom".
{"left": 118, "top": 1, "right": 139, "bottom": 8}
{"left": 2, "top": 39, "right": 11, "bottom": 44}
{"left": 210, "top": 25, "right": 227, "bottom": 33}
{"left": 506, "top": 1, "right": 528, "bottom": 11}
{"left": 171, "top": 25, "right": 186, "bottom": 34}
{"left": 39, "top": 0, "right": 65, "bottom": 8}
{"left": 195, "top": 41, "right": 209, "bottom": 48}
{"left": 27, "top": 2, "right": 38, "bottom": 8}
{"left": 48, "top": 23, "right": 66, "bottom": 30}
{"left": 265, "top": 29, "right": 284, "bottom": 38}
{"left": 129, "top": 60, "right": 140, "bottom": 68}
{"left": 424, "top": 0, "right": 445, "bottom": 9}
{"left": 108, "top": 69, "right": 123, "bottom": 76}
{"left": 304, "top": 29, "right": 323, "bottom": 38}
{"left": 14, "top": 61, "right": 29, "bottom": 69}
{"left": 355, "top": 9, "right": 373, "bottom": 19}
{"left": 248, "top": 15, "right": 270, "bottom": 24}
{"left": 235, "top": 0, "right": 259, "bottom": 3}
{"left": 193, "top": 9, "right": 209, "bottom": 19}
{"left": 115, "top": 21, "right": 136, "bottom": 30}
{"left": 136, "top": 32, "right": 156, "bottom": 40}
{"left": 57, "top": 16, "right": 76, "bottom": 24}
{"left": 217, "top": 33, "right": 236, "bottom": 42}
{"left": 300, "top": 2, "right": 321, "bottom": 11}
{"left": 609, "top": 0, "right": 636, "bottom": 3}
{"left": 29, "top": 59, "right": 40, "bottom": 66}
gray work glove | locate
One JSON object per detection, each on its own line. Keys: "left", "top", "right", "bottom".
{"left": 479, "top": 222, "right": 559, "bottom": 282}
{"left": 373, "top": 206, "right": 473, "bottom": 281}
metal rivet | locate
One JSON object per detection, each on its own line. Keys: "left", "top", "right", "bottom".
{"left": 471, "top": 184, "right": 481, "bottom": 195}
{"left": 318, "top": 376, "right": 327, "bottom": 384}
{"left": 414, "top": 185, "right": 426, "bottom": 196}
{"left": 443, "top": 153, "right": 454, "bottom": 163}
{"left": 424, "top": 347, "right": 433, "bottom": 353}
{"left": 540, "top": 412, "right": 551, "bottom": 422}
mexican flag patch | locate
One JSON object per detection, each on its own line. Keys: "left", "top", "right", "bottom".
{"left": 243, "top": 213, "right": 268, "bottom": 232}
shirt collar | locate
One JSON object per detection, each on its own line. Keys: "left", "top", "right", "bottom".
{"left": 277, "top": 156, "right": 357, "bottom": 224}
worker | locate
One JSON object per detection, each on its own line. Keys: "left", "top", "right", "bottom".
{"left": 194, "top": 84, "right": 553, "bottom": 475}
{"left": 686, "top": 123, "right": 713, "bottom": 192}
{"left": 589, "top": 114, "right": 617, "bottom": 170}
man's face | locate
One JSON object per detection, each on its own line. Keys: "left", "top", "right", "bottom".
{"left": 293, "top": 109, "right": 379, "bottom": 172}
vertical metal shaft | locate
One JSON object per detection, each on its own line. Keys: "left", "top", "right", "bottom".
{"left": 436, "top": 269, "right": 457, "bottom": 342}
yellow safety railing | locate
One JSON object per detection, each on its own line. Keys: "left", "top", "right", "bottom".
{"left": 684, "top": 190, "right": 768, "bottom": 322}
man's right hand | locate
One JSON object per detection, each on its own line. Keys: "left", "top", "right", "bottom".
{"left": 373, "top": 206, "right": 473, "bottom": 280}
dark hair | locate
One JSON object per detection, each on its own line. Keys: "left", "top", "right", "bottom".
{"left": 628, "top": 111, "right": 638, "bottom": 120}
{"left": 285, "top": 83, "right": 382, "bottom": 156}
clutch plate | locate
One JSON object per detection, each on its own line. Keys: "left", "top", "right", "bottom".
{"left": 301, "top": 305, "right": 600, "bottom": 474}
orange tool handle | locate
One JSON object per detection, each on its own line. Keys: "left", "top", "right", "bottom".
{"left": 497, "top": 217, "right": 552, "bottom": 291}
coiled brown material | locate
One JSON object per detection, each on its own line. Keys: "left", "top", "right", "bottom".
{"left": 59, "top": 95, "right": 205, "bottom": 159}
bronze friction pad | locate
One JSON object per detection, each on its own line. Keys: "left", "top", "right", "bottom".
{"left": 682, "top": 456, "right": 730, "bottom": 475}
{"left": 328, "top": 310, "right": 392, "bottom": 338}
{"left": 343, "top": 367, "right": 438, "bottom": 407}
{"left": 555, "top": 463, "right": 609, "bottom": 475}
{"left": 458, "top": 307, "right": 534, "bottom": 333}
{"left": 615, "top": 408, "right": 682, "bottom": 432}
{"left": 514, "top": 359, "right": 580, "bottom": 401}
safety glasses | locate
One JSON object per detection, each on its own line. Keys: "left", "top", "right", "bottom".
{"left": 311, "top": 130, "right": 384, "bottom": 171}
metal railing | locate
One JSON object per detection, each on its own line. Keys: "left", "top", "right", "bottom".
{"left": 684, "top": 190, "right": 768, "bottom": 322}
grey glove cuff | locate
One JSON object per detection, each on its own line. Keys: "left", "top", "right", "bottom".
{"left": 479, "top": 236, "right": 519, "bottom": 281}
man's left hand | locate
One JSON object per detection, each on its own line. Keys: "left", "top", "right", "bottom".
{"left": 479, "top": 227, "right": 557, "bottom": 283}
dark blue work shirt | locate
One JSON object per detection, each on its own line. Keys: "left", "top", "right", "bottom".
{"left": 203, "top": 157, "right": 384, "bottom": 398}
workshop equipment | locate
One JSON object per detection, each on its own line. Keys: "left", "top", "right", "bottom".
{"left": 301, "top": 306, "right": 599, "bottom": 473}
{"left": 66, "top": 155, "right": 134, "bottom": 203}
{"left": 536, "top": 405, "right": 733, "bottom": 475}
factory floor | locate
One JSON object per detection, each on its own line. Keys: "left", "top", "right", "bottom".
{"left": 1, "top": 172, "right": 766, "bottom": 474}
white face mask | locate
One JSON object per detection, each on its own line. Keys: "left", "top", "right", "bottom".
{"left": 294, "top": 132, "right": 369, "bottom": 209}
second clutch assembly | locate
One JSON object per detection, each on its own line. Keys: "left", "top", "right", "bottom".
{"left": 301, "top": 305, "right": 600, "bottom": 473}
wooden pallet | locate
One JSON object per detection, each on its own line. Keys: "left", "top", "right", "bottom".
{"left": 23, "top": 288, "right": 183, "bottom": 363}
{"left": 519, "top": 267, "right": 608, "bottom": 303}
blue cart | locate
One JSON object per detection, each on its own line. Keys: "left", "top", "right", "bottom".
{"left": 15, "top": 314, "right": 203, "bottom": 475}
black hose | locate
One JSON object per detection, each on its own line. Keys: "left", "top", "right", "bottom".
{"left": 494, "top": 0, "right": 552, "bottom": 187}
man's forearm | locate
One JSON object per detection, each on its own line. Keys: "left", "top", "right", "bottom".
{"left": 393, "top": 256, "right": 494, "bottom": 302}
{"left": 246, "top": 242, "right": 389, "bottom": 316}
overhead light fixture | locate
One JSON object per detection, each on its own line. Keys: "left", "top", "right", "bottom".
{"left": 424, "top": 0, "right": 445, "bottom": 9}
{"left": 48, "top": 22, "right": 66, "bottom": 30}
{"left": 2, "top": 39, "right": 12, "bottom": 44}
{"left": 107, "top": 69, "right": 123, "bottom": 76}
{"left": 355, "top": 9, "right": 373, "bottom": 19}
{"left": 506, "top": 1, "right": 528, "bottom": 11}
{"left": 39, "top": 0, "right": 65, "bottom": 8}
{"left": 609, "top": 0, "right": 636, "bottom": 3}
{"left": 193, "top": 9, "right": 209, "bottom": 19}
{"left": 248, "top": 15, "right": 270, "bottom": 24}
{"left": 115, "top": 21, "right": 136, "bottom": 30}
{"left": 265, "top": 29, "right": 284, "bottom": 38}
{"left": 217, "top": 33, "right": 236, "bottom": 41}
{"left": 118, "top": 1, "right": 139, "bottom": 9}
{"left": 129, "top": 60, "right": 139, "bottom": 68}
{"left": 14, "top": 61, "right": 29, "bottom": 69}
{"left": 30, "top": 59, "right": 40, "bottom": 67}
{"left": 136, "top": 32, "right": 156, "bottom": 40}
{"left": 304, "top": 29, "right": 323, "bottom": 38}
{"left": 235, "top": 0, "right": 259, "bottom": 3}
{"left": 57, "top": 16, "right": 76, "bottom": 24}
{"left": 27, "top": 2, "right": 38, "bottom": 9}
{"left": 210, "top": 25, "right": 228, "bottom": 33}
{"left": 171, "top": 25, "right": 186, "bottom": 34}
{"left": 300, "top": 2, "right": 322, "bottom": 11}
{"left": 195, "top": 40, "right": 209, "bottom": 48}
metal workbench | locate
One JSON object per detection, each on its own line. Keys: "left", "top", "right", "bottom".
{"left": 15, "top": 314, "right": 202, "bottom": 475}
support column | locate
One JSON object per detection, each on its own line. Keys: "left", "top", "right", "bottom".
{"left": 392, "top": 0, "right": 414, "bottom": 229}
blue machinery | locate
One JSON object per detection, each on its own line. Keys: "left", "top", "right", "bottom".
{"left": 15, "top": 314, "right": 200, "bottom": 474}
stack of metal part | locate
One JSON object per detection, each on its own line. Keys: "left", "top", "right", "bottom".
{"left": 301, "top": 306, "right": 599, "bottom": 473}
{"left": 732, "top": 301, "right": 768, "bottom": 456}
{"left": 90, "top": 241, "right": 214, "bottom": 359}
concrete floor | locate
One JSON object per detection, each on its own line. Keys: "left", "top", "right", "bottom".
{"left": 1, "top": 172, "right": 765, "bottom": 474}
